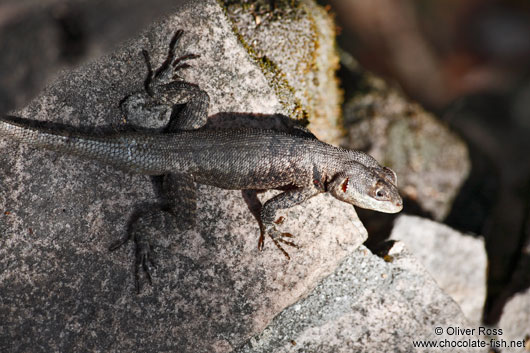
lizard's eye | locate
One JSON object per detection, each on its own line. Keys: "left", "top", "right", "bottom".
{"left": 373, "top": 185, "right": 388, "bottom": 199}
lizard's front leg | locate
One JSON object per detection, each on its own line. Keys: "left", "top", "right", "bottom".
{"left": 260, "top": 187, "right": 322, "bottom": 259}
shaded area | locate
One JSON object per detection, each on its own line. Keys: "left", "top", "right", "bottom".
{"left": 442, "top": 90, "right": 530, "bottom": 324}
{"left": 0, "top": 0, "right": 186, "bottom": 113}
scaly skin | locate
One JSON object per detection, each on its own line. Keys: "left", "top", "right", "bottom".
{"left": 0, "top": 120, "right": 397, "bottom": 192}
{"left": 0, "top": 30, "right": 402, "bottom": 290}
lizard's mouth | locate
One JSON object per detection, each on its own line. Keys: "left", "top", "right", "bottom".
{"left": 377, "top": 198, "right": 403, "bottom": 213}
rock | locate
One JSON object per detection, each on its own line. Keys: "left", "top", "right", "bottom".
{"left": 498, "top": 287, "right": 530, "bottom": 353}
{"left": 221, "top": 0, "right": 342, "bottom": 144}
{"left": 0, "top": 0, "right": 187, "bottom": 113}
{"left": 236, "top": 243, "right": 483, "bottom": 353}
{"left": 343, "top": 72, "right": 470, "bottom": 220}
{"left": 390, "top": 215, "right": 487, "bottom": 325}
{"left": 0, "top": 1, "right": 365, "bottom": 352}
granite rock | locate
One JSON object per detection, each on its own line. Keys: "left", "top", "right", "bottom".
{"left": 236, "top": 243, "right": 484, "bottom": 353}
{"left": 390, "top": 215, "right": 487, "bottom": 325}
{"left": 498, "top": 287, "right": 530, "bottom": 352}
{"left": 0, "top": 1, "right": 365, "bottom": 352}
{"left": 343, "top": 72, "right": 470, "bottom": 220}
{"left": 222, "top": 0, "right": 342, "bottom": 144}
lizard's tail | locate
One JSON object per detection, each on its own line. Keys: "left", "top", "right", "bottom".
{"left": 0, "top": 115, "right": 166, "bottom": 175}
{"left": 0, "top": 115, "right": 111, "bottom": 155}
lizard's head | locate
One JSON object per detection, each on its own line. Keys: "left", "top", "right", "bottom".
{"left": 328, "top": 163, "right": 403, "bottom": 213}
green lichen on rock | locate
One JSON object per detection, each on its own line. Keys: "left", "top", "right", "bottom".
{"left": 219, "top": 0, "right": 343, "bottom": 144}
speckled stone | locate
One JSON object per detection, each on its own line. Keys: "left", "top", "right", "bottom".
{"left": 0, "top": 1, "right": 364, "bottom": 352}
{"left": 236, "top": 244, "right": 482, "bottom": 353}
{"left": 344, "top": 73, "right": 470, "bottom": 220}
{"left": 390, "top": 215, "right": 487, "bottom": 325}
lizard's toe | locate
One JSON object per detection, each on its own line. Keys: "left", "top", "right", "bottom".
{"left": 172, "top": 53, "right": 200, "bottom": 68}
{"left": 278, "top": 233, "right": 298, "bottom": 249}
{"left": 261, "top": 225, "right": 299, "bottom": 259}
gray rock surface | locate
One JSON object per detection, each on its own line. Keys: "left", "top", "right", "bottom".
{"left": 390, "top": 215, "right": 487, "bottom": 325}
{"left": 498, "top": 287, "right": 530, "bottom": 352}
{"left": 236, "top": 243, "right": 484, "bottom": 353}
{"left": 0, "top": 1, "right": 366, "bottom": 352}
{"left": 343, "top": 71, "right": 470, "bottom": 220}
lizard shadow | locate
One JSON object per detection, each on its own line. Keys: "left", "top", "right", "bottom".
{"left": 2, "top": 111, "right": 311, "bottom": 139}
{"left": 203, "top": 112, "right": 309, "bottom": 132}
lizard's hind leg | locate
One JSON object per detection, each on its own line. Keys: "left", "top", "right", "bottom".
{"left": 120, "top": 29, "right": 208, "bottom": 130}
{"left": 151, "top": 29, "right": 199, "bottom": 87}
{"left": 111, "top": 30, "right": 206, "bottom": 292}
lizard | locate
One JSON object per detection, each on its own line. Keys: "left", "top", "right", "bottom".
{"left": 0, "top": 30, "right": 402, "bottom": 289}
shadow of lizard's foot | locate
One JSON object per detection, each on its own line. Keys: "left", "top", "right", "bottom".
{"left": 108, "top": 224, "right": 158, "bottom": 294}
{"left": 134, "top": 232, "right": 158, "bottom": 294}
{"left": 109, "top": 209, "right": 179, "bottom": 293}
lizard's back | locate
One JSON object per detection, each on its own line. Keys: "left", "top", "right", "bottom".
{"left": 0, "top": 117, "right": 331, "bottom": 190}
{"left": 124, "top": 128, "right": 328, "bottom": 189}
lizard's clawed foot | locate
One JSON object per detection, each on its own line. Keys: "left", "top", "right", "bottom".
{"left": 171, "top": 53, "right": 200, "bottom": 80}
{"left": 259, "top": 224, "right": 299, "bottom": 260}
{"left": 148, "top": 29, "right": 200, "bottom": 85}
{"left": 167, "top": 30, "right": 200, "bottom": 77}
{"left": 121, "top": 29, "right": 203, "bottom": 128}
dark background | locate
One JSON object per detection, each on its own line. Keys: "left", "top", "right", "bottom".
{"left": 328, "top": 0, "right": 530, "bottom": 324}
